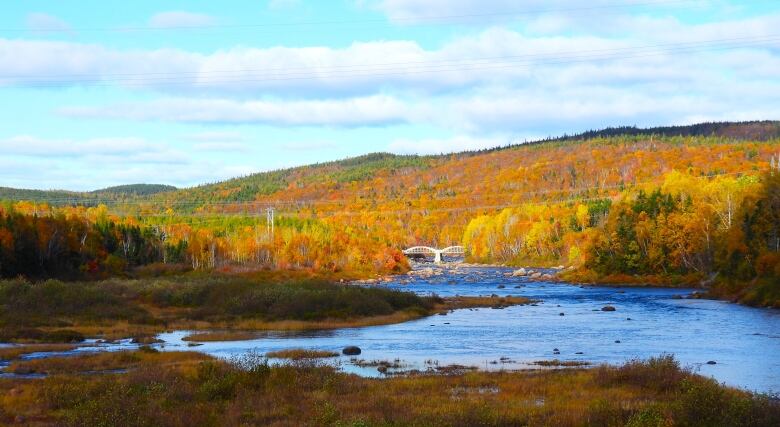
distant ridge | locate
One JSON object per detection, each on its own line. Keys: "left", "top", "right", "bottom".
{"left": 0, "top": 120, "right": 777, "bottom": 205}
{"left": 553, "top": 120, "right": 780, "bottom": 142}
{"left": 92, "top": 184, "right": 177, "bottom": 196}
{"left": 0, "top": 183, "right": 177, "bottom": 204}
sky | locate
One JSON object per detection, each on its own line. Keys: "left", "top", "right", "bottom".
{"left": 1, "top": 0, "right": 779, "bottom": 191}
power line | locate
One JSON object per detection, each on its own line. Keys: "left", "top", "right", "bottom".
{"left": 4, "top": 34, "right": 778, "bottom": 88}
{"left": 0, "top": 0, "right": 721, "bottom": 33}
{"left": 6, "top": 169, "right": 757, "bottom": 209}
{"left": 4, "top": 33, "right": 777, "bottom": 83}
{"left": 11, "top": 168, "right": 759, "bottom": 220}
{"left": 5, "top": 168, "right": 759, "bottom": 208}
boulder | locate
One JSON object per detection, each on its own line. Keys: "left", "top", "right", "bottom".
{"left": 497, "top": 284, "right": 505, "bottom": 289}
{"left": 707, "top": 360, "right": 717, "bottom": 365}
{"left": 530, "top": 272, "right": 542, "bottom": 279}
{"left": 512, "top": 268, "right": 527, "bottom": 277}
{"left": 342, "top": 346, "right": 362, "bottom": 356}
{"left": 601, "top": 306, "right": 616, "bottom": 312}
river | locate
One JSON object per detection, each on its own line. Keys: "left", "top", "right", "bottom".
{"left": 4, "top": 265, "right": 780, "bottom": 393}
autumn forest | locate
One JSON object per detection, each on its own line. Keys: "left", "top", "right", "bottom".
{"left": 1, "top": 121, "right": 779, "bottom": 306}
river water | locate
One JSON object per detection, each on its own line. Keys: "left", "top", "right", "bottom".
{"left": 4, "top": 266, "right": 780, "bottom": 393}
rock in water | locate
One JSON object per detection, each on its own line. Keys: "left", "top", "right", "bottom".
{"left": 342, "top": 346, "right": 362, "bottom": 356}
{"left": 601, "top": 306, "right": 616, "bottom": 312}
{"left": 512, "top": 268, "right": 527, "bottom": 277}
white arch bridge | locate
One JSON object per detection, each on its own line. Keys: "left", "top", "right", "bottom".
{"left": 402, "top": 246, "right": 465, "bottom": 264}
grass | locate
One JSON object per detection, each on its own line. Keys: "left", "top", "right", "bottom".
{"left": 0, "top": 272, "right": 441, "bottom": 342}
{"left": 182, "top": 331, "right": 259, "bottom": 342}
{"left": 0, "top": 344, "right": 78, "bottom": 360}
{"left": 710, "top": 277, "right": 780, "bottom": 309}
{"left": 266, "top": 349, "right": 339, "bottom": 360}
{"left": 531, "top": 360, "right": 591, "bottom": 367}
{"left": 7, "top": 349, "right": 210, "bottom": 375}
{"left": 0, "top": 272, "right": 541, "bottom": 344}
{"left": 0, "top": 353, "right": 777, "bottom": 426}
{"left": 441, "top": 295, "right": 533, "bottom": 310}
{"left": 560, "top": 268, "right": 704, "bottom": 288}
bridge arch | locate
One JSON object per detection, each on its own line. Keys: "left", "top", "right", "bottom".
{"left": 402, "top": 245, "right": 465, "bottom": 264}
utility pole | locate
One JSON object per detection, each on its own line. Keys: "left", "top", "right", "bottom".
{"left": 266, "top": 206, "right": 275, "bottom": 239}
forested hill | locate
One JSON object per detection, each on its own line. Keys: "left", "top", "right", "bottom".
{"left": 1, "top": 120, "right": 778, "bottom": 304}
{"left": 0, "top": 183, "right": 177, "bottom": 204}
{"left": 1, "top": 121, "right": 777, "bottom": 208}
{"left": 92, "top": 184, "right": 178, "bottom": 196}
{"left": 551, "top": 120, "right": 780, "bottom": 143}
{"left": 149, "top": 120, "right": 780, "bottom": 207}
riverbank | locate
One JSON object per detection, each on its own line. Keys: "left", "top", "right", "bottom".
{"left": 0, "top": 272, "right": 435, "bottom": 343}
{"left": 1, "top": 351, "right": 777, "bottom": 426}
{"left": 0, "top": 271, "right": 534, "bottom": 344}
{"left": 556, "top": 268, "right": 780, "bottom": 308}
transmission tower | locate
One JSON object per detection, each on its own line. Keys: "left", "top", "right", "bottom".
{"left": 266, "top": 207, "right": 275, "bottom": 239}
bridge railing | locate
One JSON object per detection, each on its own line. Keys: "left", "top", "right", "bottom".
{"left": 402, "top": 245, "right": 465, "bottom": 263}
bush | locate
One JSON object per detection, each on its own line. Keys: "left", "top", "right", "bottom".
{"left": 595, "top": 354, "right": 687, "bottom": 393}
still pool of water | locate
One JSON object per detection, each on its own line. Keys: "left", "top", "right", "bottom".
{"left": 4, "top": 266, "right": 780, "bottom": 393}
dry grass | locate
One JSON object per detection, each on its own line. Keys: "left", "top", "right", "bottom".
{"left": 440, "top": 295, "right": 533, "bottom": 310}
{"left": 182, "top": 331, "right": 259, "bottom": 342}
{"left": 7, "top": 349, "right": 209, "bottom": 375}
{"left": 531, "top": 360, "right": 591, "bottom": 367}
{"left": 21, "top": 308, "right": 442, "bottom": 344}
{"left": 1, "top": 352, "right": 777, "bottom": 426}
{"left": 0, "top": 344, "right": 77, "bottom": 360}
{"left": 266, "top": 349, "right": 339, "bottom": 360}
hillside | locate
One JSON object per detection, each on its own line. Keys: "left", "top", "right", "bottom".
{"left": 0, "top": 187, "right": 84, "bottom": 204}
{"left": 92, "top": 184, "right": 177, "bottom": 197}
{"left": 1, "top": 121, "right": 777, "bottom": 208}
{"left": 156, "top": 120, "right": 780, "bottom": 207}
{"left": 0, "top": 183, "right": 176, "bottom": 204}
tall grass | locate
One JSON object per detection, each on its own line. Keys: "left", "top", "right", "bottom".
{"left": 1, "top": 353, "right": 777, "bottom": 426}
{"left": 0, "top": 274, "right": 439, "bottom": 342}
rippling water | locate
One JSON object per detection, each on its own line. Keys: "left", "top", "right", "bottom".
{"left": 5, "top": 266, "right": 780, "bottom": 393}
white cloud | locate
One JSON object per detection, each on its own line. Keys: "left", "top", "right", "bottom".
{"left": 148, "top": 11, "right": 216, "bottom": 28}
{"left": 0, "top": 135, "right": 157, "bottom": 157}
{"left": 193, "top": 142, "right": 251, "bottom": 152}
{"left": 373, "top": 0, "right": 673, "bottom": 24}
{"left": 281, "top": 141, "right": 338, "bottom": 151}
{"left": 60, "top": 95, "right": 417, "bottom": 127}
{"left": 3, "top": 13, "right": 779, "bottom": 98}
{"left": 0, "top": 135, "right": 259, "bottom": 190}
{"left": 184, "top": 131, "right": 245, "bottom": 142}
{"left": 25, "top": 13, "right": 72, "bottom": 32}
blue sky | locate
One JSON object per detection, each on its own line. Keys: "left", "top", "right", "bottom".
{"left": 1, "top": 0, "right": 779, "bottom": 190}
